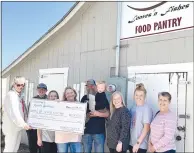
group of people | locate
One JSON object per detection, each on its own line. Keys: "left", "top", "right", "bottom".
{"left": 2, "top": 76, "right": 177, "bottom": 153}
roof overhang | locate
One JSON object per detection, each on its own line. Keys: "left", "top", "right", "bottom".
{"left": 2, "top": 1, "right": 85, "bottom": 76}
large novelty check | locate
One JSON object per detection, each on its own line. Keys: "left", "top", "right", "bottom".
{"left": 27, "top": 99, "right": 87, "bottom": 134}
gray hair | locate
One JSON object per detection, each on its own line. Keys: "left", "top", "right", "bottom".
{"left": 11, "top": 76, "right": 26, "bottom": 88}
{"left": 158, "top": 92, "right": 172, "bottom": 102}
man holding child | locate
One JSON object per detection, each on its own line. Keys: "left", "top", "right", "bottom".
{"left": 81, "top": 79, "right": 110, "bottom": 153}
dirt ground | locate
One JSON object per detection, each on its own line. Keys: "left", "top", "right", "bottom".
{"left": 1, "top": 133, "right": 29, "bottom": 153}
{"left": 18, "top": 143, "right": 30, "bottom": 153}
{"left": 1, "top": 143, "right": 30, "bottom": 153}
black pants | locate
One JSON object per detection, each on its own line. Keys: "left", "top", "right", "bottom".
{"left": 26, "top": 129, "right": 41, "bottom": 153}
{"left": 109, "top": 148, "right": 127, "bottom": 153}
{"left": 41, "top": 141, "right": 57, "bottom": 153}
{"left": 155, "top": 150, "right": 176, "bottom": 153}
{"left": 129, "top": 145, "right": 147, "bottom": 153}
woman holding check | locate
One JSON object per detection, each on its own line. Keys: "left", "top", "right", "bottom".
{"left": 37, "top": 90, "right": 59, "bottom": 153}
{"left": 55, "top": 86, "right": 83, "bottom": 153}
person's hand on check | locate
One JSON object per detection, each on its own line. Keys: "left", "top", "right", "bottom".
{"left": 24, "top": 124, "right": 32, "bottom": 130}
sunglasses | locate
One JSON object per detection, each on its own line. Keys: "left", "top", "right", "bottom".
{"left": 16, "top": 84, "right": 25, "bottom": 87}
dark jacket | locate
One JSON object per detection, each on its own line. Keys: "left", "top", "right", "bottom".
{"left": 33, "top": 94, "right": 47, "bottom": 99}
{"left": 107, "top": 106, "right": 130, "bottom": 151}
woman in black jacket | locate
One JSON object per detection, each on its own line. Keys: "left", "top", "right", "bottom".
{"left": 107, "top": 91, "right": 130, "bottom": 153}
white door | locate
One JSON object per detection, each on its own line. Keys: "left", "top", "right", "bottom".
{"left": 169, "top": 72, "right": 187, "bottom": 152}
{"left": 39, "top": 68, "right": 68, "bottom": 100}
{"left": 1, "top": 76, "right": 10, "bottom": 106}
{"left": 185, "top": 71, "right": 193, "bottom": 152}
{"left": 127, "top": 72, "right": 187, "bottom": 152}
{"left": 28, "top": 82, "right": 34, "bottom": 102}
{"left": 2, "top": 78, "right": 7, "bottom": 107}
{"left": 73, "top": 84, "right": 80, "bottom": 101}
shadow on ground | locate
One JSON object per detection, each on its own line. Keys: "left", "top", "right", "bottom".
{"left": 18, "top": 143, "right": 30, "bottom": 153}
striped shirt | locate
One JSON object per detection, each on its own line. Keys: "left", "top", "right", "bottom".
{"left": 150, "top": 111, "right": 176, "bottom": 152}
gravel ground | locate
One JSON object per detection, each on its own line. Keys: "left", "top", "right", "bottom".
{"left": 1, "top": 143, "right": 30, "bottom": 153}
{"left": 18, "top": 143, "right": 30, "bottom": 153}
{"left": 1, "top": 133, "right": 29, "bottom": 153}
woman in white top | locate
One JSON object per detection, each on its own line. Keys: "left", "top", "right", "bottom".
{"left": 55, "top": 86, "right": 83, "bottom": 153}
{"left": 37, "top": 90, "right": 59, "bottom": 153}
{"left": 2, "top": 76, "right": 31, "bottom": 152}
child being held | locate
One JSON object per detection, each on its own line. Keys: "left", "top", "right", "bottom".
{"left": 94, "top": 81, "right": 109, "bottom": 112}
{"left": 87, "top": 81, "right": 109, "bottom": 122}
{"left": 88, "top": 81, "right": 107, "bottom": 112}
{"left": 96, "top": 81, "right": 106, "bottom": 93}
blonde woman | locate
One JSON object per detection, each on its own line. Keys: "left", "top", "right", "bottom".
{"left": 55, "top": 87, "right": 83, "bottom": 153}
{"left": 129, "top": 83, "right": 153, "bottom": 153}
{"left": 2, "top": 76, "right": 31, "bottom": 152}
{"left": 107, "top": 91, "right": 130, "bottom": 153}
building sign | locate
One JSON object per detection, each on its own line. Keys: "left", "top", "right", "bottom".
{"left": 121, "top": 2, "right": 193, "bottom": 39}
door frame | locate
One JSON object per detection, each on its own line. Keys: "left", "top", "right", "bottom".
{"left": 39, "top": 67, "right": 69, "bottom": 100}
{"left": 128, "top": 62, "right": 193, "bottom": 74}
{"left": 39, "top": 68, "right": 69, "bottom": 76}
{"left": 39, "top": 68, "right": 69, "bottom": 83}
{"left": 127, "top": 62, "right": 193, "bottom": 152}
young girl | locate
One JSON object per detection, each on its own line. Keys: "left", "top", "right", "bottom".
{"left": 129, "top": 83, "right": 153, "bottom": 153}
{"left": 37, "top": 90, "right": 59, "bottom": 153}
{"left": 107, "top": 91, "right": 130, "bottom": 153}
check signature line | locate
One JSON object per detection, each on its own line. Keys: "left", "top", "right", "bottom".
{"left": 32, "top": 112, "right": 65, "bottom": 116}
{"left": 33, "top": 117, "right": 82, "bottom": 124}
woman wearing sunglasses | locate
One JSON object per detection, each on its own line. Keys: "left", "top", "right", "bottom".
{"left": 2, "top": 76, "right": 31, "bottom": 152}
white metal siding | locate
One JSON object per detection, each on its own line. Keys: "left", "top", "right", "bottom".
{"left": 3, "top": 2, "right": 193, "bottom": 95}
{"left": 119, "top": 28, "right": 193, "bottom": 76}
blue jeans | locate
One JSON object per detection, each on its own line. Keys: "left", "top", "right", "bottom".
{"left": 155, "top": 150, "right": 176, "bottom": 153}
{"left": 57, "top": 142, "right": 82, "bottom": 153}
{"left": 82, "top": 134, "right": 105, "bottom": 153}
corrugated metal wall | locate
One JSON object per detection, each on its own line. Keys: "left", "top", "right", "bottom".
{"left": 3, "top": 2, "right": 193, "bottom": 94}
{"left": 5, "top": 2, "right": 117, "bottom": 93}
{"left": 119, "top": 29, "right": 193, "bottom": 77}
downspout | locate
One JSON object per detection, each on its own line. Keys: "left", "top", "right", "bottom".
{"left": 115, "top": 2, "right": 122, "bottom": 77}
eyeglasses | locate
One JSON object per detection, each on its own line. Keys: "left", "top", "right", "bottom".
{"left": 16, "top": 84, "right": 25, "bottom": 87}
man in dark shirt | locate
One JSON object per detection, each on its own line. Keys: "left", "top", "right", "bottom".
{"left": 81, "top": 79, "right": 110, "bottom": 153}
{"left": 26, "top": 83, "right": 47, "bottom": 153}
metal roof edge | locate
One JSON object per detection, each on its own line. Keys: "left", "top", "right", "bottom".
{"left": 2, "top": 1, "right": 85, "bottom": 76}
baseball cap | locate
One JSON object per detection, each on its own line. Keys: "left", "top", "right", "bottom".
{"left": 86, "top": 79, "right": 96, "bottom": 86}
{"left": 37, "top": 83, "right": 47, "bottom": 90}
